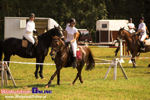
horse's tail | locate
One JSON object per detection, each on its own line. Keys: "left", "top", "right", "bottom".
{"left": 85, "top": 48, "right": 95, "bottom": 71}
{"left": 0, "top": 40, "right": 3, "bottom": 61}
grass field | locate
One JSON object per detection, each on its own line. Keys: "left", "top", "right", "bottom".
{"left": 0, "top": 46, "right": 150, "bottom": 100}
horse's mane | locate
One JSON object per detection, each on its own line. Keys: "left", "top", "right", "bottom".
{"left": 122, "top": 28, "right": 132, "bottom": 37}
{"left": 38, "top": 30, "right": 52, "bottom": 39}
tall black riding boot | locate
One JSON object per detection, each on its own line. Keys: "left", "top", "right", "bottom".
{"left": 72, "top": 57, "right": 77, "bottom": 68}
{"left": 26, "top": 43, "right": 33, "bottom": 56}
{"left": 140, "top": 41, "right": 145, "bottom": 52}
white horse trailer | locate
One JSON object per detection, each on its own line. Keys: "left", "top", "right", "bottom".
{"left": 96, "top": 20, "right": 128, "bottom": 45}
{"left": 4, "top": 17, "right": 59, "bottom": 39}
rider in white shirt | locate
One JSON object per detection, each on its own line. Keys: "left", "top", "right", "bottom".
{"left": 127, "top": 18, "right": 135, "bottom": 33}
{"left": 137, "top": 17, "right": 147, "bottom": 51}
{"left": 24, "top": 13, "right": 36, "bottom": 45}
{"left": 64, "top": 18, "right": 80, "bottom": 68}
{"left": 23, "top": 13, "right": 37, "bottom": 55}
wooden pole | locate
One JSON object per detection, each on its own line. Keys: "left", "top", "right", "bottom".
{"left": 0, "top": 61, "right": 16, "bottom": 87}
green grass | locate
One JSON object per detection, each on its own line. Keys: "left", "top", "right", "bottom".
{"left": 0, "top": 46, "right": 150, "bottom": 100}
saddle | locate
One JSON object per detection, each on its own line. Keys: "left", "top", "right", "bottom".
{"left": 64, "top": 43, "right": 82, "bottom": 67}
{"left": 22, "top": 36, "right": 38, "bottom": 48}
{"left": 66, "top": 42, "right": 82, "bottom": 60}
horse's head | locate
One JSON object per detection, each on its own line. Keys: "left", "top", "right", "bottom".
{"left": 46, "top": 26, "right": 64, "bottom": 39}
{"left": 50, "top": 36, "right": 65, "bottom": 60}
{"left": 117, "top": 28, "right": 128, "bottom": 39}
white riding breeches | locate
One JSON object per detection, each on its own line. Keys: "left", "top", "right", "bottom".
{"left": 71, "top": 41, "right": 77, "bottom": 57}
{"left": 129, "top": 29, "right": 135, "bottom": 34}
{"left": 140, "top": 34, "right": 147, "bottom": 42}
{"left": 24, "top": 34, "right": 35, "bottom": 44}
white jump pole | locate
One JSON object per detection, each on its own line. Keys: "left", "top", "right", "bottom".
{"left": 120, "top": 39, "right": 124, "bottom": 63}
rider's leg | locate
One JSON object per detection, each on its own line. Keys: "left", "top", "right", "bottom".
{"left": 71, "top": 41, "right": 77, "bottom": 68}
{"left": 140, "top": 34, "right": 147, "bottom": 51}
{"left": 24, "top": 35, "right": 35, "bottom": 55}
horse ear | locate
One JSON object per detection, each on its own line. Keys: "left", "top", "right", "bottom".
{"left": 120, "top": 27, "right": 124, "bottom": 30}
{"left": 54, "top": 25, "right": 57, "bottom": 28}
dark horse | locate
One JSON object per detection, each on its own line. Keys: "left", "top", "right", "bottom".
{"left": 117, "top": 28, "right": 150, "bottom": 67}
{"left": 0, "top": 27, "right": 63, "bottom": 79}
{"left": 45, "top": 36, "right": 95, "bottom": 87}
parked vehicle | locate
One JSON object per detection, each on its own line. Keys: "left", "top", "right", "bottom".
{"left": 78, "top": 29, "right": 92, "bottom": 43}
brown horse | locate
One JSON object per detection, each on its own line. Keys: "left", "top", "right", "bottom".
{"left": 45, "top": 36, "right": 95, "bottom": 87}
{"left": 117, "top": 28, "right": 150, "bottom": 68}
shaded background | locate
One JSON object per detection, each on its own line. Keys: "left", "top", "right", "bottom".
{"left": 0, "top": 0, "right": 150, "bottom": 41}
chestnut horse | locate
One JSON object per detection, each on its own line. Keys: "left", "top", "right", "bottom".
{"left": 46, "top": 36, "right": 95, "bottom": 87}
{"left": 117, "top": 28, "right": 150, "bottom": 68}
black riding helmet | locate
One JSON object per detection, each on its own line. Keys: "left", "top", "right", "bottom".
{"left": 29, "top": 13, "right": 35, "bottom": 18}
{"left": 140, "top": 16, "right": 144, "bottom": 20}
{"left": 129, "top": 18, "right": 132, "bottom": 21}
{"left": 69, "top": 18, "right": 76, "bottom": 24}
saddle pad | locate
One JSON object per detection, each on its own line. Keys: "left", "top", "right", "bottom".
{"left": 22, "top": 40, "right": 28, "bottom": 47}
{"left": 145, "top": 39, "right": 150, "bottom": 45}
{"left": 76, "top": 48, "right": 82, "bottom": 60}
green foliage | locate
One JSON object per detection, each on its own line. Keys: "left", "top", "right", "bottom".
{"left": 0, "top": 0, "right": 150, "bottom": 39}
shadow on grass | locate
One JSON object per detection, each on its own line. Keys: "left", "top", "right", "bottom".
{"left": 144, "top": 72, "right": 150, "bottom": 74}
{"left": 27, "top": 84, "right": 58, "bottom": 88}
{"left": 121, "top": 66, "right": 147, "bottom": 68}
{"left": 0, "top": 84, "right": 57, "bottom": 89}
{"left": 96, "top": 56, "right": 114, "bottom": 59}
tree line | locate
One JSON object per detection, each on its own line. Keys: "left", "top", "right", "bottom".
{"left": 0, "top": 0, "right": 150, "bottom": 40}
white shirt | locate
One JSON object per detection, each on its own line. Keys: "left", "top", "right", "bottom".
{"left": 127, "top": 23, "right": 135, "bottom": 33}
{"left": 138, "top": 22, "right": 146, "bottom": 35}
{"left": 65, "top": 25, "right": 78, "bottom": 42}
{"left": 26, "top": 20, "right": 36, "bottom": 36}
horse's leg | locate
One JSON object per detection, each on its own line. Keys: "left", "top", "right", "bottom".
{"left": 131, "top": 55, "right": 136, "bottom": 68}
{"left": 39, "top": 56, "right": 45, "bottom": 79}
{"left": 57, "top": 67, "right": 62, "bottom": 85}
{"left": 46, "top": 69, "right": 58, "bottom": 87}
{"left": 72, "top": 71, "right": 79, "bottom": 85}
{"left": 35, "top": 58, "right": 40, "bottom": 79}
{"left": 78, "top": 66, "right": 84, "bottom": 84}
{"left": 72, "top": 64, "right": 84, "bottom": 85}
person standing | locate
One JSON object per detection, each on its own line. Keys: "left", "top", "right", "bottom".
{"left": 127, "top": 18, "right": 135, "bottom": 33}
{"left": 64, "top": 18, "right": 80, "bottom": 68}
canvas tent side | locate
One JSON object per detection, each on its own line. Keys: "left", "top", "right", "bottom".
{"left": 96, "top": 20, "right": 128, "bottom": 45}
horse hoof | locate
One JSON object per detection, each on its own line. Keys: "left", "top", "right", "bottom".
{"left": 35, "top": 75, "right": 38, "bottom": 79}
{"left": 39, "top": 73, "right": 44, "bottom": 79}
{"left": 40, "top": 75, "right": 44, "bottom": 79}
{"left": 71, "top": 83, "right": 74, "bottom": 86}
{"left": 41, "top": 77, "right": 45, "bottom": 79}
{"left": 45, "top": 85, "right": 49, "bottom": 88}
{"left": 34, "top": 73, "right": 38, "bottom": 79}
{"left": 35, "top": 77, "right": 39, "bottom": 79}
